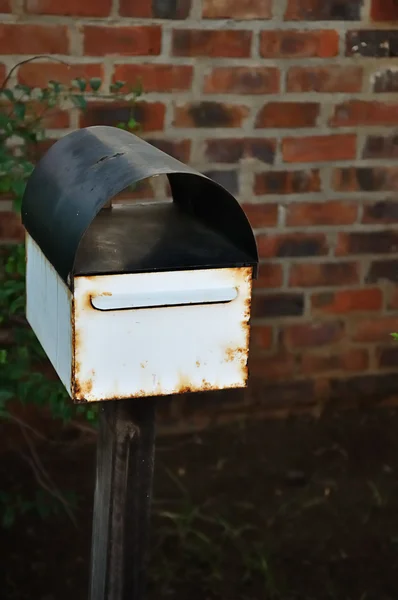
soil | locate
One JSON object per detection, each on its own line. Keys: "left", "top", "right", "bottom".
{"left": 2, "top": 407, "right": 398, "bottom": 600}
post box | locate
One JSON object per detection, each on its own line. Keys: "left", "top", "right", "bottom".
{"left": 22, "top": 125, "right": 259, "bottom": 404}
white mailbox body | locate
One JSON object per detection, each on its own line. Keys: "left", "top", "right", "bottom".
{"left": 22, "top": 126, "right": 258, "bottom": 403}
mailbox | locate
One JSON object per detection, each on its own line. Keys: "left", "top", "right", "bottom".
{"left": 22, "top": 125, "right": 258, "bottom": 403}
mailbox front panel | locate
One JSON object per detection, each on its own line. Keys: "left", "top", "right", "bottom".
{"left": 72, "top": 267, "right": 252, "bottom": 401}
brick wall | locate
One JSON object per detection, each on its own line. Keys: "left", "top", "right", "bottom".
{"left": 2, "top": 0, "right": 398, "bottom": 428}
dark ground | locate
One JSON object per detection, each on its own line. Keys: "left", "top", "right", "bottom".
{"left": 2, "top": 407, "right": 398, "bottom": 600}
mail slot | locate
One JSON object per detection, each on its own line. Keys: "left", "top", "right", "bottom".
{"left": 21, "top": 125, "right": 259, "bottom": 403}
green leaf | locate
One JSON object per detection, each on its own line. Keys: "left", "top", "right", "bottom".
{"left": 110, "top": 80, "right": 126, "bottom": 93}
{"left": 391, "top": 333, "right": 398, "bottom": 340}
{"left": 0, "top": 176, "right": 11, "bottom": 193}
{"left": 11, "top": 179, "right": 26, "bottom": 199}
{"left": 0, "top": 350, "right": 7, "bottom": 364}
{"left": 116, "top": 122, "right": 127, "bottom": 130}
{"left": 1, "top": 89, "right": 14, "bottom": 102}
{"left": 72, "top": 78, "right": 87, "bottom": 92}
{"left": 71, "top": 95, "right": 87, "bottom": 110}
{"left": 15, "top": 84, "right": 32, "bottom": 96}
{"left": 48, "top": 80, "right": 62, "bottom": 94}
{"left": 13, "top": 102, "right": 26, "bottom": 120}
{"left": 128, "top": 117, "right": 137, "bottom": 130}
{"left": 89, "top": 77, "right": 102, "bottom": 92}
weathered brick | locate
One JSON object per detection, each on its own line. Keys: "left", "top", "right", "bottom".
{"left": 330, "top": 100, "right": 398, "bottom": 127}
{"left": 0, "top": 64, "right": 5, "bottom": 82}
{"left": 330, "top": 373, "right": 398, "bottom": 405}
{"left": 388, "top": 288, "right": 398, "bottom": 310}
{"left": 346, "top": 30, "right": 398, "bottom": 57}
{"left": 18, "top": 63, "right": 103, "bottom": 89}
{"left": 311, "top": 288, "right": 383, "bottom": 315}
{"left": 241, "top": 203, "right": 278, "bottom": 227}
{"left": 257, "top": 232, "right": 328, "bottom": 258}
{"left": 83, "top": 26, "right": 161, "bottom": 56}
{"left": 203, "top": 0, "right": 272, "bottom": 18}
{"left": 367, "top": 260, "right": 398, "bottom": 283}
{"left": 332, "top": 167, "right": 398, "bottom": 192}
{"left": 379, "top": 347, "right": 398, "bottom": 369}
{"left": 203, "top": 67, "right": 279, "bottom": 95}
{"left": 0, "top": 24, "right": 68, "bottom": 55}
{"left": 286, "top": 200, "right": 357, "bottom": 226}
{"left": 205, "top": 138, "right": 276, "bottom": 164}
{"left": 287, "top": 66, "right": 363, "bottom": 93}
{"left": 80, "top": 101, "right": 165, "bottom": 132}
{"left": 249, "top": 353, "right": 296, "bottom": 382}
{"left": 113, "top": 64, "right": 193, "bottom": 92}
{"left": 371, "top": 0, "right": 398, "bottom": 21}
{"left": 260, "top": 29, "right": 338, "bottom": 58}
{"left": 252, "top": 293, "right": 304, "bottom": 318}
{"left": 24, "top": 0, "right": 111, "bottom": 15}
{"left": 253, "top": 263, "right": 284, "bottom": 289}
{"left": 202, "top": 170, "right": 238, "bottom": 194}
{"left": 256, "top": 102, "right": 319, "bottom": 128}
{"left": 0, "top": 0, "right": 11, "bottom": 11}
{"left": 352, "top": 317, "right": 398, "bottom": 342}
{"left": 255, "top": 169, "right": 321, "bottom": 195}
{"left": 372, "top": 69, "right": 398, "bottom": 93}
{"left": 282, "top": 134, "right": 356, "bottom": 163}
{"left": 0, "top": 211, "right": 24, "bottom": 242}
{"left": 249, "top": 379, "right": 315, "bottom": 409}
{"left": 172, "top": 29, "right": 252, "bottom": 58}
{"left": 302, "top": 348, "right": 369, "bottom": 375}
{"left": 146, "top": 139, "right": 191, "bottom": 163}
{"left": 284, "top": 321, "right": 344, "bottom": 348}
{"left": 289, "top": 262, "right": 360, "bottom": 287}
{"left": 363, "top": 135, "right": 398, "bottom": 159}
{"left": 363, "top": 201, "right": 398, "bottom": 224}
{"left": 285, "top": 0, "right": 363, "bottom": 20}
{"left": 250, "top": 325, "right": 273, "bottom": 350}
{"left": 337, "top": 230, "right": 398, "bottom": 256}
{"left": 119, "top": 0, "right": 191, "bottom": 18}
{"left": 173, "top": 102, "right": 249, "bottom": 128}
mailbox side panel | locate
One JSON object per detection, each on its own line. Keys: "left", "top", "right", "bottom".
{"left": 26, "top": 234, "right": 73, "bottom": 396}
{"left": 72, "top": 267, "right": 252, "bottom": 402}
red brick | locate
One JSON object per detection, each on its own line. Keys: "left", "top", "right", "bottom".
{"left": 241, "top": 203, "right": 278, "bottom": 228}
{"left": 312, "top": 288, "right": 383, "bottom": 315}
{"left": 352, "top": 317, "right": 398, "bottom": 343}
{"left": 113, "top": 64, "right": 193, "bottom": 93}
{"left": 289, "top": 261, "right": 360, "bottom": 287}
{"left": 83, "top": 26, "right": 161, "bottom": 56}
{"left": 285, "top": 0, "right": 363, "bottom": 20}
{"left": 371, "top": 0, "right": 398, "bottom": 21}
{"left": 378, "top": 346, "right": 398, "bottom": 368}
{"left": 203, "top": 0, "right": 272, "bottom": 18}
{"left": 367, "top": 260, "right": 398, "bottom": 283}
{"left": 363, "top": 201, "right": 398, "bottom": 224}
{"left": 260, "top": 29, "right": 338, "bottom": 58}
{"left": 113, "top": 180, "right": 155, "bottom": 204}
{"left": 330, "top": 101, "right": 398, "bottom": 127}
{"left": 249, "top": 353, "right": 296, "bottom": 381}
{"left": 286, "top": 200, "right": 357, "bottom": 226}
{"left": 282, "top": 134, "right": 356, "bottom": 163}
{"left": 337, "top": 230, "right": 398, "bottom": 256}
{"left": 257, "top": 232, "right": 328, "bottom": 258}
{"left": 173, "top": 102, "right": 248, "bottom": 128}
{"left": 287, "top": 66, "right": 363, "bottom": 93}
{"left": 0, "top": 64, "right": 6, "bottom": 83}
{"left": 119, "top": 0, "right": 191, "bottom": 18}
{"left": 0, "top": 24, "right": 68, "bottom": 55}
{"left": 284, "top": 321, "right": 344, "bottom": 348}
{"left": 250, "top": 325, "right": 273, "bottom": 350}
{"left": 18, "top": 63, "right": 103, "bottom": 89}
{"left": 146, "top": 139, "right": 191, "bottom": 163}
{"left": 254, "top": 169, "right": 321, "bottom": 195}
{"left": 363, "top": 135, "right": 398, "bottom": 159}
{"left": 255, "top": 102, "right": 319, "bottom": 128}
{"left": 203, "top": 67, "right": 279, "bottom": 95}
{"left": 332, "top": 167, "right": 398, "bottom": 192}
{"left": 302, "top": 349, "right": 369, "bottom": 375}
{"left": 172, "top": 29, "right": 252, "bottom": 58}
{"left": 80, "top": 101, "right": 165, "bottom": 132}
{"left": 0, "top": 0, "right": 10, "bottom": 11}
{"left": 252, "top": 293, "right": 304, "bottom": 318}
{"left": 205, "top": 138, "right": 276, "bottom": 164}
{"left": 0, "top": 211, "right": 24, "bottom": 242}
{"left": 253, "top": 263, "right": 284, "bottom": 289}
{"left": 388, "top": 287, "right": 398, "bottom": 310}
{"left": 24, "top": 0, "right": 111, "bottom": 15}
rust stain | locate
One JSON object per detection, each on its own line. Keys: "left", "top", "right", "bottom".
{"left": 100, "top": 291, "right": 112, "bottom": 296}
{"left": 196, "top": 360, "right": 200, "bottom": 368}
{"left": 140, "top": 361, "right": 147, "bottom": 369}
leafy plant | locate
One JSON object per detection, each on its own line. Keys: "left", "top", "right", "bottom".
{"left": 0, "top": 56, "right": 142, "bottom": 525}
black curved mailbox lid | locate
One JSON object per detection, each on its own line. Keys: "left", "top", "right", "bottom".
{"left": 22, "top": 126, "right": 258, "bottom": 285}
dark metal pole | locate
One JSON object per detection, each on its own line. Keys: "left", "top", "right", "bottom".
{"left": 89, "top": 398, "right": 156, "bottom": 600}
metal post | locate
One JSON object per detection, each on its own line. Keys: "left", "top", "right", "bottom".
{"left": 89, "top": 398, "right": 156, "bottom": 600}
